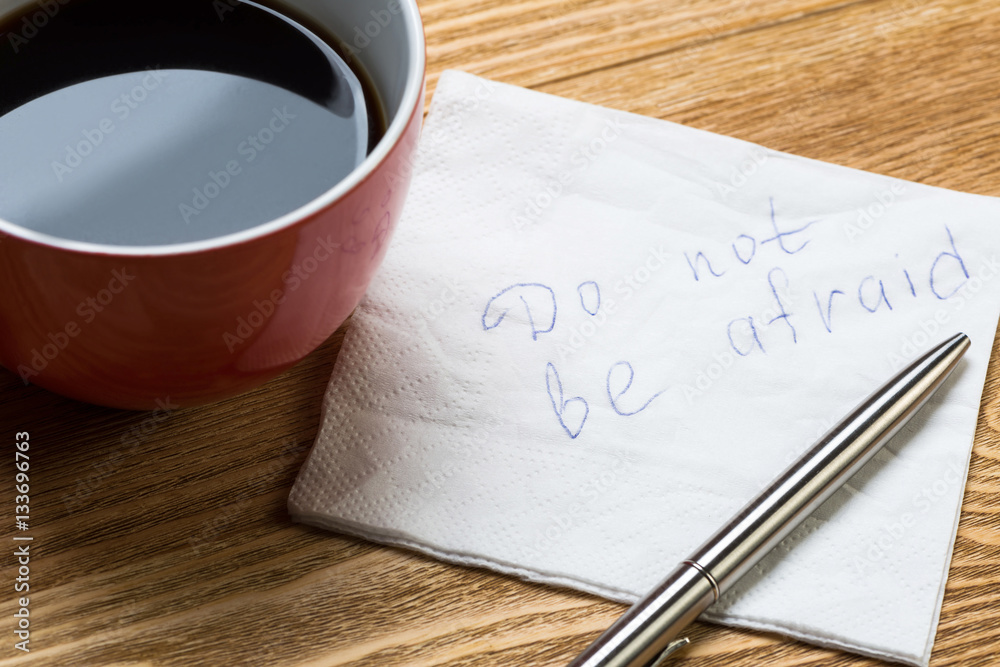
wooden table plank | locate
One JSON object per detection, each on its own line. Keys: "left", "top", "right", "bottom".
{"left": 514, "top": 0, "right": 1000, "bottom": 195}
{"left": 2, "top": 0, "right": 999, "bottom": 665}
{"left": 421, "top": 0, "right": 869, "bottom": 91}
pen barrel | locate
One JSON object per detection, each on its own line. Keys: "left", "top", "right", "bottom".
{"left": 567, "top": 562, "right": 715, "bottom": 667}
{"left": 567, "top": 333, "right": 969, "bottom": 667}
{"left": 689, "top": 332, "right": 970, "bottom": 595}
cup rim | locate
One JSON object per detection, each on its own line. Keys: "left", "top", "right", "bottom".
{"left": 0, "top": 0, "right": 426, "bottom": 257}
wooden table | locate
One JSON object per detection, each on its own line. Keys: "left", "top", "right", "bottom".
{"left": 3, "top": 0, "right": 999, "bottom": 664}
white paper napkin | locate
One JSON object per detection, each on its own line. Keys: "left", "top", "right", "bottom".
{"left": 289, "top": 70, "right": 1000, "bottom": 665}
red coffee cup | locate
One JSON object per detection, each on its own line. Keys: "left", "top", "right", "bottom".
{"left": 0, "top": 0, "right": 426, "bottom": 410}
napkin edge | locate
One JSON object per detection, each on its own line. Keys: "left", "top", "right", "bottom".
{"left": 917, "top": 441, "right": 975, "bottom": 667}
{"left": 290, "top": 511, "right": 925, "bottom": 666}
{"left": 700, "top": 609, "right": 924, "bottom": 667}
{"left": 288, "top": 510, "right": 639, "bottom": 602}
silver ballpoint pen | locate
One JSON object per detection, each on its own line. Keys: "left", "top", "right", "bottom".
{"left": 569, "top": 332, "right": 971, "bottom": 667}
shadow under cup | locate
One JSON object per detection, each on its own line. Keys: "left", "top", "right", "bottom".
{"left": 0, "top": 0, "right": 426, "bottom": 410}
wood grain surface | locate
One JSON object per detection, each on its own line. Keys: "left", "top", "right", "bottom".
{"left": 3, "top": 0, "right": 1000, "bottom": 665}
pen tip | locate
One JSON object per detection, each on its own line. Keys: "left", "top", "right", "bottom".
{"left": 935, "top": 333, "right": 970, "bottom": 364}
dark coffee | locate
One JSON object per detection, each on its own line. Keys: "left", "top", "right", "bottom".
{"left": 0, "top": 0, "right": 384, "bottom": 245}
